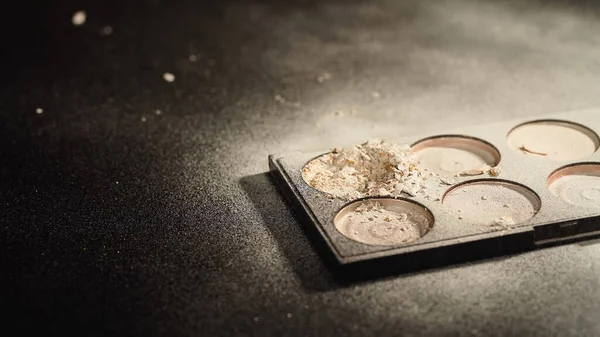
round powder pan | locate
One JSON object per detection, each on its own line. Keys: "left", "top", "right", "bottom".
{"left": 548, "top": 163, "right": 600, "bottom": 207}
{"left": 507, "top": 119, "right": 600, "bottom": 161}
{"left": 333, "top": 197, "right": 434, "bottom": 246}
{"left": 301, "top": 152, "right": 330, "bottom": 191}
{"left": 442, "top": 179, "right": 541, "bottom": 226}
{"left": 411, "top": 135, "right": 500, "bottom": 176}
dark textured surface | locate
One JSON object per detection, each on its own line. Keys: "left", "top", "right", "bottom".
{"left": 3, "top": 0, "right": 600, "bottom": 336}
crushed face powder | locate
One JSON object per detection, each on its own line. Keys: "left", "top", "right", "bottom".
{"left": 490, "top": 216, "right": 516, "bottom": 230}
{"left": 302, "top": 139, "right": 427, "bottom": 200}
{"left": 335, "top": 201, "right": 428, "bottom": 245}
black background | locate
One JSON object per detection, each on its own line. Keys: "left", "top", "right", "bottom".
{"left": 3, "top": 0, "right": 600, "bottom": 336}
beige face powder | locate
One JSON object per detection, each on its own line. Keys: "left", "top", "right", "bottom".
{"left": 548, "top": 164, "right": 600, "bottom": 207}
{"left": 411, "top": 136, "right": 500, "bottom": 176}
{"left": 507, "top": 120, "right": 599, "bottom": 161}
{"left": 442, "top": 180, "right": 540, "bottom": 227}
{"left": 301, "top": 140, "right": 427, "bottom": 200}
{"left": 334, "top": 198, "right": 433, "bottom": 246}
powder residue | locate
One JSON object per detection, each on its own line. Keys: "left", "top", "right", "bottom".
{"left": 163, "top": 72, "right": 176, "bottom": 83}
{"left": 443, "top": 182, "right": 539, "bottom": 227}
{"left": 336, "top": 201, "right": 426, "bottom": 245}
{"left": 101, "top": 26, "right": 113, "bottom": 36}
{"left": 302, "top": 139, "right": 426, "bottom": 200}
{"left": 549, "top": 172, "right": 600, "bottom": 207}
{"left": 490, "top": 216, "right": 515, "bottom": 229}
{"left": 72, "top": 11, "right": 87, "bottom": 26}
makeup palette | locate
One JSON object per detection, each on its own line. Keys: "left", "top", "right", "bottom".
{"left": 269, "top": 109, "right": 600, "bottom": 278}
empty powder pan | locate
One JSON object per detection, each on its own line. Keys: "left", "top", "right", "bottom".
{"left": 411, "top": 135, "right": 500, "bottom": 176}
{"left": 507, "top": 120, "right": 600, "bottom": 161}
{"left": 334, "top": 198, "right": 433, "bottom": 246}
{"left": 442, "top": 180, "right": 541, "bottom": 227}
{"left": 548, "top": 163, "right": 600, "bottom": 207}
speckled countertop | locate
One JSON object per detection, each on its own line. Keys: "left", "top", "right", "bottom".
{"left": 2, "top": 0, "right": 600, "bottom": 336}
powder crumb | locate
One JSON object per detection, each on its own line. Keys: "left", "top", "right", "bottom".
{"left": 458, "top": 216, "right": 463, "bottom": 220}
{"left": 155, "top": 110, "right": 162, "bottom": 115}
{"left": 371, "top": 91, "right": 381, "bottom": 98}
{"left": 459, "top": 164, "right": 493, "bottom": 177}
{"left": 481, "top": 196, "right": 487, "bottom": 200}
{"left": 489, "top": 167, "right": 501, "bottom": 177}
{"left": 274, "top": 95, "right": 286, "bottom": 103}
{"left": 490, "top": 216, "right": 515, "bottom": 228}
{"left": 35, "top": 108, "right": 43, "bottom": 114}
{"left": 503, "top": 204, "right": 510, "bottom": 208}
{"left": 440, "top": 177, "right": 455, "bottom": 185}
{"left": 163, "top": 73, "right": 175, "bottom": 83}
{"left": 72, "top": 11, "right": 86, "bottom": 26}
{"left": 317, "top": 72, "right": 332, "bottom": 83}
{"left": 101, "top": 26, "right": 113, "bottom": 36}
{"left": 189, "top": 55, "right": 197, "bottom": 62}
{"left": 302, "top": 139, "right": 422, "bottom": 200}
{"left": 141, "top": 117, "right": 147, "bottom": 122}
{"left": 286, "top": 313, "right": 292, "bottom": 319}
{"left": 253, "top": 317, "right": 259, "bottom": 322}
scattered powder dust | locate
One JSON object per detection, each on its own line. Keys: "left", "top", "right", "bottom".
{"left": 141, "top": 116, "right": 147, "bottom": 122}
{"left": 155, "top": 109, "right": 162, "bottom": 115}
{"left": 163, "top": 72, "right": 175, "bottom": 83}
{"left": 317, "top": 72, "right": 332, "bottom": 83}
{"left": 101, "top": 26, "right": 113, "bottom": 36}
{"left": 334, "top": 200, "right": 429, "bottom": 245}
{"left": 35, "top": 108, "right": 43, "bottom": 114}
{"left": 274, "top": 95, "right": 286, "bottom": 103}
{"left": 443, "top": 181, "right": 540, "bottom": 228}
{"left": 189, "top": 55, "right": 197, "bottom": 62}
{"left": 302, "top": 139, "right": 428, "bottom": 200}
{"left": 72, "top": 11, "right": 87, "bottom": 26}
